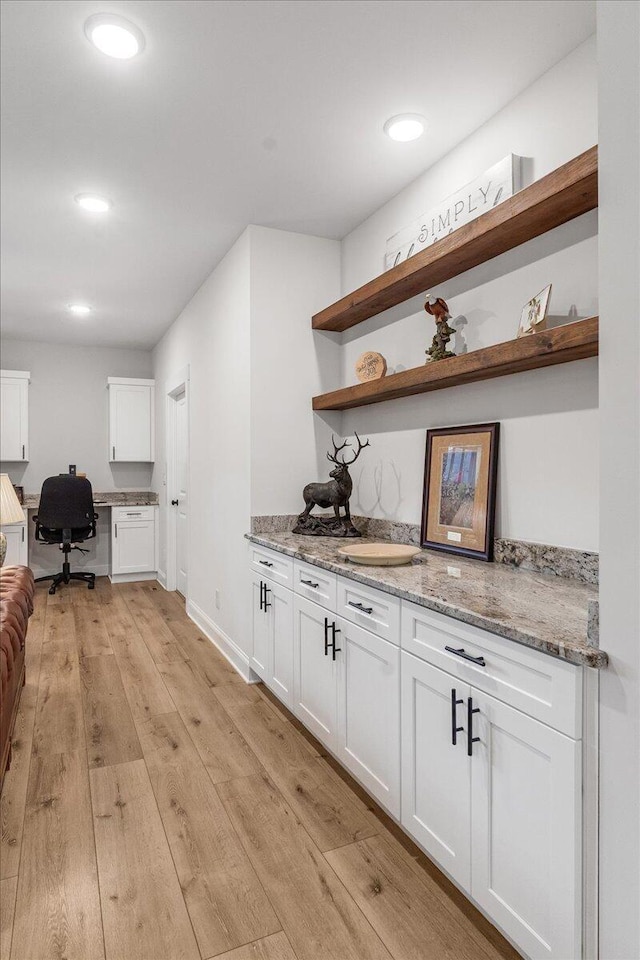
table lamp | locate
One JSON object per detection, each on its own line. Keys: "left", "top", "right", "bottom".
{"left": 0, "top": 474, "right": 24, "bottom": 565}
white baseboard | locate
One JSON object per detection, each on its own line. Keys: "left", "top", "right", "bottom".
{"left": 109, "top": 571, "right": 158, "bottom": 584}
{"left": 156, "top": 568, "right": 167, "bottom": 589}
{"left": 186, "top": 598, "right": 252, "bottom": 682}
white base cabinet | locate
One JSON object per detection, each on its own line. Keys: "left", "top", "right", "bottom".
{"left": 338, "top": 617, "right": 400, "bottom": 817}
{"left": 1, "top": 511, "right": 28, "bottom": 567}
{"left": 250, "top": 543, "right": 587, "bottom": 960}
{"left": 471, "top": 689, "right": 581, "bottom": 960}
{"left": 292, "top": 594, "right": 339, "bottom": 748}
{"left": 251, "top": 571, "right": 294, "bottom": 709}
{"left": 110, "top": 506, "right": 157, "bottom": 582}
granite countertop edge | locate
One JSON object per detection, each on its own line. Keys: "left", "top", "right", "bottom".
{"left": 245, "top": 532, "right": 607, "bottom": 670}
{"left": 22, "top": 491, "right": 158, "bottom": 508}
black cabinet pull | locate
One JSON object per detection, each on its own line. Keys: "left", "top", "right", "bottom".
{"left": 324, "top": 616, "right": 329, "bottom": 656}
{"left": 259, "top": 560, "right": 274, "bottom": 568}
{"left": 263, "top": 584, "right": 272, "bottom": 610}
{"left": 331, "top": 622, "right": 342, "bottom": 660}
{"left": 445, "top": 645, "right": 486, "bottom": 667}
{"left": 259, "top": 581, "right": 264, "bottom": 611}
{"left": 301, "top": 579, "right": 319, "bottom": 588}
{"left": 171, "top": 499, "right": 179, "bottom": 506}
{"left": 348, "top": 601, "right": 373, "bottom": 615}
{"left": 467, "top": 697, "right": 481, "bottom": 756}
{"left": 451, "top": 688, "right": 464, "bottom": 746}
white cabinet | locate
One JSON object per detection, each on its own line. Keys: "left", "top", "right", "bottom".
{"left": 0, "top": 370, "right": 29, "bottom": 462}
{"left": 337, "top": 617, "right": 401, "bottom": 817}
{"left": 471, "top": 690, "right": 581, "bottom": 960}
{"left": 108, "top": 378, "right": 155, "bottom": 462}
{"left": 292, "top": 594, "right": 339, "bottom": 750}
{"left": 401, "top": 653, "right": 471, "bottom": 888}
{"left": 1, "top": 509, "right": 28, "bottom": 566}
{"left": 250, "top": 570, "right": 294, "bottom": 708}
{"left": 401, "top": 649, "right": 582, "bottom": 960}
{"left": 110, "top": 506, "right": 157, "bottom": 581}
{"left": 249, "top": 544, "right": 586, "bottom": 960}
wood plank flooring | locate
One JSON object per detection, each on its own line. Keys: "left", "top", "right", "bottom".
{"left": 0, "top": 578, "right": 521, "bottom": 960}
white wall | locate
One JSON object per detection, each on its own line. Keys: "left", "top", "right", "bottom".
{"left": 597, "top": 3, "right": 640, "bottom": 957}
{"left": 331, "top": 37, "right": 599, "bottom": 550}
{"left": 152, "top": 225, "right": 341, "bottom": 669}
{"left": 1, "top": 339, "right": 153, "bottom": 577}
{"left": 152, "top": 230, "right": 252, "bottom": 660}
{"left": 249, "top": 225, "right": 341, "bottom": 516}
{"left": 1, "top": 338, "right": 153, "bottom": 492}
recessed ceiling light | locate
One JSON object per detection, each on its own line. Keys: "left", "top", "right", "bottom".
{"left": 68, "top": 304, "right": 92, "bottom": 316}
{"left": 74, "top": 193, "right": 112, "bottom": 213}
{"left": 84, "top": 14, "right": 145, "bottom": 59}
{"left": 384, "top": 114, "right": 425, "bottom": 142}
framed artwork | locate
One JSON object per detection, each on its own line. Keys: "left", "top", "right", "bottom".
{"left": 517, "top": 284, "right": 552, "bottom": 337}
{"left": 421, "top": 423, "right": 500, "bottom": 562}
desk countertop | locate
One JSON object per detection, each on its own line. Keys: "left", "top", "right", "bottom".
{"left": 23, "top": 491, "right": 158, "bottom": 509}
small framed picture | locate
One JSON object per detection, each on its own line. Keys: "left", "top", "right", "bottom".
{"left": 421, "top": 423, "right": 500, "bottom": 562}
{"left": 517, "top": 283, "right": 552, "bottom": 337}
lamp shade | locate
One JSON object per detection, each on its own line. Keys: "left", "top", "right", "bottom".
{"left": 0, "top": 475, "right": 24, "bottom": 524}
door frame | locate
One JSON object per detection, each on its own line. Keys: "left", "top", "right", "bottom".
{"left": 165, "top": 365, "right": 190, "bottom": 594}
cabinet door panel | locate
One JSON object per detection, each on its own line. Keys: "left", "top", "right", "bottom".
{"left": 270, "top": 581, "right": 294, "bottom": 708}
{"left": 0, "top": 378, "right": 28, "bottom": 461}
{"left": 401, "top": 652, "right": 471, "bottom": 889}
{"left": 2, "top": 524, "right": 27, "bottom": 566}
{"left": 337, "top": 617, "right": 400, "bottom": 816}
{"left": 293, "top": 595, "right": 338, "bottom": 750}
{"left": 110, "top": 384, "right": 153, "bottom": 461}
{"left": 250, "top": 573, "right": 270, "bottom": 680}
{"left": 112, "top": 520, "right": 155, "bottom": 574}
{"left": 471, "top": 691, "right": 582, "bottom": 960}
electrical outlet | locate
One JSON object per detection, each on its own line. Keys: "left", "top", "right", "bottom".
{"left": 215, "top": 590, "right": 221, "bottom": 609}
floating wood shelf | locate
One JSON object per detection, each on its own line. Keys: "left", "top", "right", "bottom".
{"left": 313, "top": 146, "right": 598, "bottom": 333}
{"left": 312, "top": 317, "right": 598, "bottom": 411}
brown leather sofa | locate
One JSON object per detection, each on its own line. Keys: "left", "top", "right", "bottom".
{"left": 1, "top": 565, "right": 35, "bottom": 789}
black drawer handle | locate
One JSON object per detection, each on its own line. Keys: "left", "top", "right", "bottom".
{"left": 301, "top": 578, "right": 319, "bottom": 588}
{"left": 259, "top": 560, "right": 274, "bottom": 568}
{"left": 445, "top": 645, "right": 486, "bottom": 667}
{"left": 348, "top": 601, "right": 373, "bottom": 615}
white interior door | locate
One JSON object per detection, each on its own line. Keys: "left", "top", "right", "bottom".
{"left": 174, "top": 389, "right": 188, "bottom": 597}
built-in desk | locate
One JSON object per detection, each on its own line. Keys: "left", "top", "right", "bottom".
{"left": 12, "top": 491, "right": 159, "bottom": 583}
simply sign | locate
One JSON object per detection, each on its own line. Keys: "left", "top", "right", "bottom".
{"left": 384, "top": 155, "right": 522, "bottom": 270}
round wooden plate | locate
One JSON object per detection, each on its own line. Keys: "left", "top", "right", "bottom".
{"left": 337, "top": 542, "right": 421, "bottom": 566}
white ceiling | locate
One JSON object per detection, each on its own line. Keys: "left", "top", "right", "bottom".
{"left": 1, "top": 0, "right": 595, "bottom": 349}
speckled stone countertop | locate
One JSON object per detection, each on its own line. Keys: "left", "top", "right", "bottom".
{"left": 22, "top": 490, "right": 158, "bottom": 508}
{"left": 246, "top": 531, "right": 606, "bottom": 669}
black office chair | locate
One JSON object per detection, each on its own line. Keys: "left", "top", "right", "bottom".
{"left": 33, "top": 476, "right": 99, "bottom": 594}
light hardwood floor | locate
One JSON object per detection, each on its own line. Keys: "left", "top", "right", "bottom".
{"left": 0, "top": 578, "right": 521, "bottom": 960}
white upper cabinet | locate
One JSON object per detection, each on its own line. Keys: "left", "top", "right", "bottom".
{"left": 108, "top": 378, "right": 155, "bottom": 462}
{"left": 0, "top": 370, "right": 29, "bottom": 462}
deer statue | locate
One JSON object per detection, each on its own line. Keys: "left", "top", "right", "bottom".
{"left": 293, "top": 433, "right": 371, "bottom": 537}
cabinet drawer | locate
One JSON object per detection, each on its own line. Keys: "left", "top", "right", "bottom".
{"left": 337, "top": 576, "right": 400, "bottom": 644}
{"left": 250, "top": 545, "right": 293, "bottom": 587}
{"left": 401, "top": 600, "right": 582, "bottom": 738}
{"left": 111, "top": 505, "right": 155, "bottom": 521}
{"left": 294, "top": 560, "right": 336, "bottom": 610}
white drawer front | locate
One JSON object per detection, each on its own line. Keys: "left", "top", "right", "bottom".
{"left": 401, "top": 600, "right": 582, "bottom": 738}
{"left": 337, "top": 576, "right": 400, "bottom": 644}
{"left": 111, "top": 505, "right": 155, "bottom": 521}
{"left": 250, "top": 545, "right": 293, "bottom": 587}
{"left": 294, "top": 560, "right": 337, "bottom": 610}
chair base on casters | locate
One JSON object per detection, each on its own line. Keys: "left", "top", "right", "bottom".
{"left": 35, "top": 554, "right": 96, "bottom": 595}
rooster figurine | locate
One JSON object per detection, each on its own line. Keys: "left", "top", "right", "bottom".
{"left": 425, "top": 294, "right": 456, "bottom": 362}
